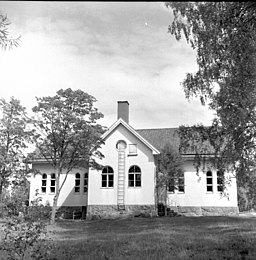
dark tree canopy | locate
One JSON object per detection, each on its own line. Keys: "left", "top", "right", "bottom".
{"left": 166, "top": 2, "right": 256, "bottom": 209}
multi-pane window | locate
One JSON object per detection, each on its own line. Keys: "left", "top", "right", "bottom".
{"left": 168, "top": 173, "right": 185, "bottom": 193}
{"left": 84, "top": 172, "right": 88, "bottom": 193}
{"left": 128, "top": 165, "right": 141, "bottom": 187}
{"left": 75, "top": 173, "right": 80, "bottom": 193}
{"left": 129, "top": 144, "right": 137, "bottom": 155}
{"left": 168, "top": 176, "right": 175, "bottom": 193}
{"left": 206, "top": 171, "right": 213, "bottom": 192}
{"left": 217, "top": 171, "right": 224, "bottom": 192}
{"left": 41, "top": 174, "right": 47, "bottom": 193}
{"left": 102, "top": 166, "right": 114, "bottom": 188}
{"left": 50, "top": 173, "right": 56, "bottom": 193}
{"left": 178, "top": 174, "right": 185, "bottom": 192}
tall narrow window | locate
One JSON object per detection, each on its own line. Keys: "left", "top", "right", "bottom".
{"left": 217, "top": 171, "right": 224, "bottom": 192}
{"left": 50, "top": 173, "right": 56, "bottom": 193}
{"left": 206, "top": 171, "right": 213, "bottom": 192}
{"left": 178, "top": 173, "right": 185, "bottom": 193}
{"left": 41, "top": 174, "right": 47, "bottom": 193}
{"left": 168, "top": 176, "right": 175, "bottom": 193}
{"left": 167, "top": 173, "right": 185, "bottom": 193}
{"left": 102, "top": 166, "right": 114, "bottom": 188}
{"left": 75, "top": 173, "right": 80, "bottom": 193}
{"left": 128, "top": 165, "right": 141, "bottom": 187}
{"left": 84, "top": 172, "right": 88, "bottom": 193}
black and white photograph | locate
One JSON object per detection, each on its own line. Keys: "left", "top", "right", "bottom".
{"left": 0, "top": 2, "right": 256, "bottom": 259}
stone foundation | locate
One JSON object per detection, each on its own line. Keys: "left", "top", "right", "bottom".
{"left": 169, "top": 206, "right": 239, "bottom": 216}
{"left": 56, "top": 206, "right": 87, "bottom": 219}
{"left": 87, "top": 205, "right": 156, "bottom": 219}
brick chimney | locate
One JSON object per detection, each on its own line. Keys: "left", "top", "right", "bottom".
{"left": 117, "top": 101, "right": 129, "bottom": 123}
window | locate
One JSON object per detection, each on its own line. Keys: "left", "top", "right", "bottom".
{"left": 129, "top": 144, "right": 137, "bottom": 155}
{"left": 217, "top": 171, "right": 224, "bottom": 192}
{"left": 41, "top": 174, "right": 47, "bottom": 193}
{"left": 206, "top": 171, "right": 213, "bottom": 192}
{"left": 84, "top": 172, "right": 88, "bottom": 193}
{"left": 75, "top": 173, "right": 80, "bottom": 193}
{"left": 128, "top": 165, "right": 141, "bottom": 187}
{"left": 167, "top": 173, "right": 185, "bottom": 193}
{"left": 178, "top": 174, "right": 185, "bottom": 192}
{"left": 116, "top": 140, "right": 127, "bottom": 150}
{"left": 102, "top": 166, "right": 114, "bottom": 188}
{"left": 168, "top": 176, "right": 175, "bottom": 193}
{"left": 50, "top": 173, "right": 56, "bottom": 193}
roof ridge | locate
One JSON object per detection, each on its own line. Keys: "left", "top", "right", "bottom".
{"left": 136, "top": 127, "right": 178, "bottom": 131}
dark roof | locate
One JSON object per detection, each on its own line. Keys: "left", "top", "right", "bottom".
{"left": 136, "top": 127, "right": 214, "bottom": 155}
{"left": 136, "top": 128, "right": 180, "bottom": 152}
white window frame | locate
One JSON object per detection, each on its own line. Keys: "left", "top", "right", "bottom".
{"left": 217, "top": 171, "right": 224, "bottom": 192}
{"left": 41, "top": 173, "right": 47, "bottom": 193}
{"left": 128, "top": 144, "right": 137, "bottom": 155}
{"left": 167, "top": 173, "right": 185, "bottom": 193}
{"left": 128, "top": 165, "right": 141, "bottom": 187}
{"left": 50, "top": 173, "right": 56, "bottom": 193}
{"left": 84, "top": 172, "right": 88, "bottom": 193}
{"left": 178, "top": 174, "right": 185, "bottom": 193}
{"left": 101, "top": 166, "right": 114, "bottom": 188}
{"left": 206, "top": 171, "right": 213, "bottom": 193}
{"left": 74, "top": 173, "right": 81, "bottom": 194}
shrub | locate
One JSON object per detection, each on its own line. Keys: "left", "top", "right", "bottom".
{"left": 0, "top": 191, "right": 55, "bottom": 259}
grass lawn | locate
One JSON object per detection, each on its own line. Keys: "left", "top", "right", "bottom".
{"left": 1, "top": 215, "right": 256, "bottom": 259}
{"left": 47, "top": 215, "right": 256, "bottom": 260}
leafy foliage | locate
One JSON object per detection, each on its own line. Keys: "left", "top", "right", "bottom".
{"left": 166, "top": 2, "right": 256, "bottom": 209}
{"left": 0, "top": 98, "right": 31, "bottom": 205}
{"left": 0, "top": 192, "right": 55, "bottom": 260}
{"left": 157, "top": 143, "right": 183, "bottom": 215}
{"left": 0, "top": 14, "right": 20, "bottom": 50}
{"left": 31, "top": 88, "right": 105, "bottom": 223}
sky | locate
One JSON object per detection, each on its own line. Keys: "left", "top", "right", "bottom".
{"left": 0, "top": 1, "right": 215, "bottom": 129}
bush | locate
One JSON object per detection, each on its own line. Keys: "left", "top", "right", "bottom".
{"left": 0, "top": 191, "right": 55, "bottom": 259}
{"left": 0, "top": 216, "right": 52, "bottom": 260}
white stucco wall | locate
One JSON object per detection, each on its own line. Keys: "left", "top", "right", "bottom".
{"left": 88, "top": 124, "right": 156, "bottom": 206}
{"left": 29, "top": 163, "right": 88, "bottom": 207}
{"left": 168, "top": 160, "right": 238, "bottom": 207}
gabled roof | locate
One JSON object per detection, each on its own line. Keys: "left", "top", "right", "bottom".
{"left": 136, "top": 128, "right": 180, "bottom": 152}
{"left": 102, "top": 118, "right": 160, "bottom": 155}
{"left": 136, "top": 128, "right": 214, "bottom": 155}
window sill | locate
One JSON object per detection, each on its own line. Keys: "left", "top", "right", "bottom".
{"left": 127, "top": 186, "right": 142, "bottom": 189}
{"left": 100, "top": 187, "right": 114, "bottom": 189}
{"left": 128, "top": 153, "right": 138, "bottom": 156}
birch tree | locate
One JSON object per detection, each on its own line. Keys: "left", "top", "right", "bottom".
{"left": 166, "top": 2, "right": 256, "bottom": 209}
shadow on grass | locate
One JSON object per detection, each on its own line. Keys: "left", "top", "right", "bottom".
{"left": 46, "top": 216, "right": 256, "bottom": 259}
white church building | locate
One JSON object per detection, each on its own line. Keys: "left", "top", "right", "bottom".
{"left": 29, "top": 101, "right": 238, "bottom": 219}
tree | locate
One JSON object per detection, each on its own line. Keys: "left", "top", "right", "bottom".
{"left": 31, "top": 88, "right": 105, "bottom": 224}
{"left": 0, "top": 14, "right": 20, "bottom": 49}
{"left": 0, "top": 97, "right": 30, "bottom": 215}
{"left": 166, "top": 2, "right": 256, "bottom": 208}
{"left": 157, "top": 143, "right": 184, "bottom": 216}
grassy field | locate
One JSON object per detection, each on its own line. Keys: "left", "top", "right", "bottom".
{"left": 1, "top": 215, "right": 256, "bottom": 259}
